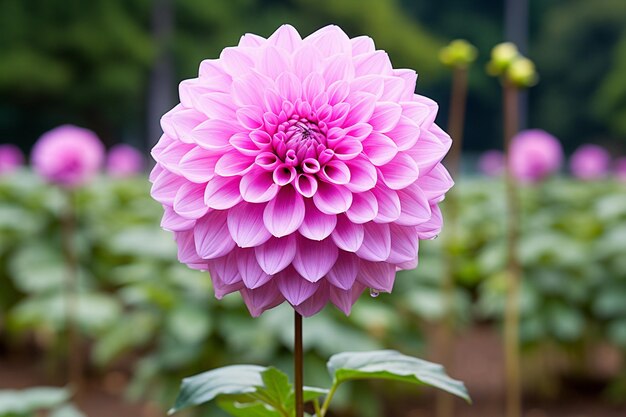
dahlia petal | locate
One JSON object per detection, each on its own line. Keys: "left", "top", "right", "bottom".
{"left": 322, "top": 55, "right": 355, "bottom": 85}
{"left": 204, "top": 176, "right": 243, "bottom": 209}
{"left": 299, "top": 198, "right": 337, "bottom": 241}
{"left": 394, "top": 69, "right": 418, "bottom": 101}
{"left": 268, "top": 24, "right": 302, "bottom": 52}
{"left": 149, "top": 163, "right": 164, "bottom": 182}
{"left": 293, "top": 236, "right": 338, "bottom": 282}
{"left": 294, "top": 173, "right": 318, "bottom": 198}
{"left": 344, "top": 122, "right": 373, "bottom": 141}
{"left": 236, "top": 106, "right": 264, "bottom": 130}
{"left": 320, "top": 159, "right": 351, "bottom": 184}
{"left": 176, "top": 230, "right": 203, "bottom": 265}
{"left": 332, "top": 138, "right": 363, "bottom": 161}
{"left": 161, "top": 206, "right": 196, "bottom": 232}
{"left": 238, "top": 33, "right": 266, "bottom": 48}
{"left": 378, "top": 152, "right": 420, "bottom": 190}
{"left": 232, "top": 72, "right": 273, "bottom": 107}
{"left": 196, "top": 92, "right": 237, "bottom": 120}
{"left": 229, "top": 132, "right": 261, "bottom": 156}
{"left": 351, "top": 36, "right": 375, "bottom": 55}
{"left": 405, "top": 128, "right": 450, "bottom": 177}
{"left": 215, "top": 150, "right": 255, "bottom": 177}
{"left": 180, "top": 78, "right": 225, "bottom": 108}
{"left": 345, "top": 191, "right": 378, "bottom": 224}
{"left": 220, "top": 47, "right": 255, "bottom": 76}
{"left": 263, "top": 185, "right": 305, "bottom": 237}
{"left": 380, "top": 76, "right": 405, "bottom": 102}
{"left": 356, "top": 222, "right": 391, "bottom": 262}
{"left": 411, "top": 95, "right": 439, "bottom": 129}
{"left": 263, "top": 88, "right": 283, "bottom": 114}
{"left": 293, "top": 45, "right": 323, "bottom": 80}
{"left": 344, "top": 93, "right": 377, "bottom": 126}
{"left": 174, "top": 182, "right": 209, "bottom": 219}
{"left": 188, "top": 119, "right": 238, "bottom": 151}
{"left": 241, "top": 281, "right": 283, "bottom": 317}
{"left": 151, "top": 170, "right": 187, "bottom": 205}
{"left": 343, "top": 157, "right": 377, "bottom": 193}
{"left": 212, "top": 275, "right": 244, "bottom": 300}
{"left": 350, "top": 76, "right": 384, "bottom": 99}
{"left": 178, "top": 147, "right": 219, "bottom": 183}
{"left": 388, "top": 224, "right": 419, "bottom": 264}
{"left": 276, "top": 266, "right": 319, "bottom": 306}
{"left": 354, "top": 51, "right": 393, "bottom": 77}
{"left": 227, "top": 201, "right": 272, "bottom": 248}
{"left": 273, "top": 164, "right": 296, "bottom": 186}
{"left": 330, "top": 284, "right": 364, "bottom": 315}
{"left": 161, "top": 107, "right": 206, "bottom": 143}
{"left": 153, "top": 140, "right": 194, "bottom": 175}
{"left": 255, "top": 235, "right": 297, "bottom": 275}
{"left": 396, "top": 183, "right": 432, "bottom": 226}
{"left": 362, "top": 132, "right": 398, "bottom": 166}
{"left": 294, "top": 281, "right": 330, "bottom": 317}
{"left": 259, "top": 45, "right": 290, "bottom": 79}
{"left": 327, "top": 80, "right": 350, "bottom": 105}
{"left": 327, "top": 252, "right": 360, "bottom": 290}
{"left": 198, "top": 59, "right": 226, "bottom": 77}
{"left": 416, "top": 204, "right": 443, "bottom": 240}
{"left": 401, "top": 101, "right": 436, "bottom": 127}
{"left": 387, "top": 116, "right": 420, "bottom": 151}
{"left": 276, "top": 72, "right": 302, "bottom": 102}
{"left": 331, "top": 215, "right": 364, "bottom": 252}
{"left": 194, "top": 211, "right": 236, "bottom": 259}
{"left": 357, "top": 260, "right": 395, "bottom": 292}
{"left": 313, "top": 182, "right": 353, "bottom": 215}
{"left": 209, "top": 251, "right": 241, "bottom": 285}
{"left": 416, "top": 164, "right": 454, "bottom": 202}
{"left": 306, "top": 25, "right": 351, "bottom": 56}
{"left": 369, "top": 102, "right": 402, "bottom": 133}
{"left": 240, "top": 169, "right": 279, "bottom": 203}
{"left": 372, "top": 185, "right": 401, "bottom": 223}
{"left": 237, "top": 248, "right": 272, "bottom": 289}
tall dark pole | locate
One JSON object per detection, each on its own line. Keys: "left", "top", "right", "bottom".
{"left": 147, "top": 0, "right": 175, "bottom": 149}
{"left": 294, "top": 311, "right": 304, "bottom": 417}
{"left": 505, "top": 0, "right": 528, "bottom": 129}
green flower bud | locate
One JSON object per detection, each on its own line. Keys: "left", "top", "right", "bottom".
{"left": 486, "top": 42, "right": 519, "bottom": 76}
{"left": 507, "top": 56, "right": 538, "bottom": 87}
{"left": 439, "top": 39, "right": 478, "bottom": 69}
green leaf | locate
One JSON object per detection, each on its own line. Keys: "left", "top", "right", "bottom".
{"left": 217, "top": 397, "right": 282, "bottom": 417}
{"left": 0, "top": 387, "right": 70, "bottom": 414}
{"left": 169, "top": 365, "right": 266, "bottom": 414}
{"left": 327, "top": 350, "right": 470, "bottom": 402}
{"left": 302, "top": 386, "right": 329, "bottom": 403}
{"left": 256, "top": 368, "right": 292, "bottom": 409}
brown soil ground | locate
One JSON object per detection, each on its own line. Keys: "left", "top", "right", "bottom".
{"left": 1, "top": 325, "right": 625, "bottom": 417}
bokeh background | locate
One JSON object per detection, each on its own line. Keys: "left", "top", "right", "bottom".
{"left": 1, "top": 1, "right": 626, "bottom": 417}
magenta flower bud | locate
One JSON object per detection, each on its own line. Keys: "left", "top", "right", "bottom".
{"left": 0, "top": 144, "right": 24, "bottom": 175}
{"left": 478, "top": 150, "right": 505, "bottom": 177}
{"left": 150, "top": 25, "right": 454, "bottom": 317}
{"left": 615, "top": 157, "right": 626, "bottom": 182}
{"left": 570, "top": 144, "right": 610, "bottom": 180}
{"left": 107, "top": 144, "right": 144, "bottom": 177}
{"left": 509, "top": 129, "right": 563, "bottom": 183}
{"left": 32, "top": 125, "right": 105, "bottom": 187}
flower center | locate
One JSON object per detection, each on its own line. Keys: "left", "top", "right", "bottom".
{"left": 273, "top": 115, "right": 329, "bottom": 169}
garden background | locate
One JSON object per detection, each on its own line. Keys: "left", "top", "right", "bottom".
{"left": 1, "top": 1, "right": 626, "bottom": 416}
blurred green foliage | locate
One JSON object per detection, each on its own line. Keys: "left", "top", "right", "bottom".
{"left": 1, "top": 172, "right": 625, "bottom": 414}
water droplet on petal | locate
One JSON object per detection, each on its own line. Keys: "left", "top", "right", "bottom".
{"left": 369, "top": 288, "right": 380, "bottom": 298}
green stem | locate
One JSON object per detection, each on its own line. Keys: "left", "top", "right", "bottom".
{"left": 318, "top": 382, "right": 339, "bottom": 417}
{"left": 295, "top": 311, "right": 304, "bottom": 417}
{"left": 503, "top": 81, "right": 522, "bottom": 417}
{"left": 313, "top": 398, "right": 321, "bottom": 417}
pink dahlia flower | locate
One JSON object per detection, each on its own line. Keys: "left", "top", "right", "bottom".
{"left": 0, "top": 144, "right": 24, "bottom": 174}
{"left": 570, "top": 144, "right": 610, "bottom": 180}
{"left": 509, "top": 129, "right": 562, "bottom": 183}
{"left": 107, "top": 144, "right": 145, "bottom": 177}
{"left": 150, "top": 25, "right": 453, "bottom": 317}
{"left": 32, "top": 125, "right": 105, "bottom": 187}
{"left": 615, "top": 157, "right": 626, "bottom": 182}
{"left": 478, "top": 150, "right": 504, "bottom": 177}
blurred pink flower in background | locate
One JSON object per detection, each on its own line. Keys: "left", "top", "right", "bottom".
{"left": 570, "top": 144, "right": 610, "bottom": 180}
{"left": 478, "top": 150, "right": 505, "bottom": 177}
{"left": 32, "top": 125, "right": 105, "bottom": 187}
{"left": 107, "top": 144, "right": 145, "bottom": 177}
{"left": 150, "top": 24, "right": 453, "bottom": 317}
{"left": 615, "top": 157, "right": 626, "bottom": 182}
{"left": 0, "top": 144, "right": 24, "bottom": 174}
{"left": 509, "top": 129, "right": 563, "bottom": 183}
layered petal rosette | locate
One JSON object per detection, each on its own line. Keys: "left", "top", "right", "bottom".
{"left": 509, "top": 129, "right": 562, "bottom": 183}
{"left": 150, "top": 25, "right": 453, "bottom": 317}
{"left": 107, "top": 144, "right": 145, "bottom": 177}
